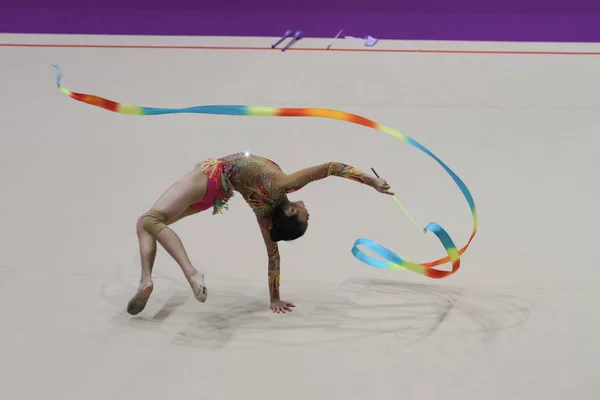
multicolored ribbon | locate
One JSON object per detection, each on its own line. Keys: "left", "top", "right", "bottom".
{"left": 52, "top": 65, "right": 477, "bottom": 279}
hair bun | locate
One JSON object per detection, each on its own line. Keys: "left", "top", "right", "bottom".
{"left": 269, "top": 225, "right": 282, "bottom": 242}
{"left": 268, "top": 202, "right": 307, "bottom": 242}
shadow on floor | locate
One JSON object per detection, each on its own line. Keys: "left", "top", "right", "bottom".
{"left": 166, "top": 277, "right": 534, "bottom": 350}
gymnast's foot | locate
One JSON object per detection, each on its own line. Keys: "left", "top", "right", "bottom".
{"left": 127, "top": 281, "right": 154, "bottom": 315}
{"left": 188, "top": 271, "right": 207, "bottom": 303}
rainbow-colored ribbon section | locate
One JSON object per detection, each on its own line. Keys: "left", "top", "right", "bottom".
{"left": 52, "top": 65, "right": 477, "bottom": 279}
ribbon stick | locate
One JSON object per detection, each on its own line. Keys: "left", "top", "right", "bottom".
{"left": 52, "top": 65, "right": 477, "bottom": 279}
{"left": 371, "top": 167, "right": 423, "bottom": 231}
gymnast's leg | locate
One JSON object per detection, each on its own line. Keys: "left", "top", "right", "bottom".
{"left": 127, "top": 168, "right": 209, "bottom": 315}
{"left": 136, "top": 206, "right": 199, "bottom": 286}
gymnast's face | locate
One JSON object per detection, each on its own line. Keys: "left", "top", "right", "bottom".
{"left": 285, "top": 201, "right": 310, "bottom": 224}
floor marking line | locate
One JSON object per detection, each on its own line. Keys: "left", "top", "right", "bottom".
{"left": 2, "top": 42, "right": 600, "bottom": 55}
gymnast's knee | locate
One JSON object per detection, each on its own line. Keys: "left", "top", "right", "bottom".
{"left": 141, "top": 210, "right": 169, "bottom": 238}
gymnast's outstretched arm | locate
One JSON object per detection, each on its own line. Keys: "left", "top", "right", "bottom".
{"left": 280, "top": 162, "right": 394, "bottom": 195}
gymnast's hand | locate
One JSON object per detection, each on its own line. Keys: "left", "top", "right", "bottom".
{"left": 270, "top": 299, "right": 296, "bottom": 313}
{"left": 372, "top": 177, "right": 394, "bottom": 195}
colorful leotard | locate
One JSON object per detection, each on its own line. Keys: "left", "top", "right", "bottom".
{"left": 197, "top": 152, "right": 367, "bottom": 292}
{"left": 193, "top": 158, "right": 235, "bottom": 214}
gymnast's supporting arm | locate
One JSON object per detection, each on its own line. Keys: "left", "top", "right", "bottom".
{"left": 256, "top": 215, "right": 294, "bottom": 313}
{"left": 281, "top": 162, "right": 394, "bottom": 195}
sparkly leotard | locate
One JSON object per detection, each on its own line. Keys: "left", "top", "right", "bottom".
{"left": 221, "top": 152, "right": 289, "bottom": 216}
{"left": 196, "top": 152, "right": 368, "bottom": 293}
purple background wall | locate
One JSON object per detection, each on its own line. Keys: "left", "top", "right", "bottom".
{"left": 2, "top": 0, "right": 600, "bottom": 42}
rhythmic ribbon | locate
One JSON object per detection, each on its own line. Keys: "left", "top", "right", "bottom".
{"left": 52, "top": 65, "right": 477, "bottom": 279}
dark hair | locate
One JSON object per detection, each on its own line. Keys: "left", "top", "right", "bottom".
{"left": 269, "top": 202, "right": 307, "bottom": 242}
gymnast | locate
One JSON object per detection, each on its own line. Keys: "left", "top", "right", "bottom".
{"left": 127, "top": 152, "right": 394, "bottom": 315}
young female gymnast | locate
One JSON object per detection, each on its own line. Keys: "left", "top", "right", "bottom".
{"left": 128, "top": 152, "right": 394, "bottom": 315}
